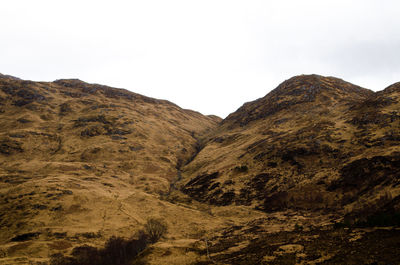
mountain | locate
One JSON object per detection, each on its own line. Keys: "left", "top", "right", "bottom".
{"left": 0, "top": 75, "right": 224, "bottom": 264}
{"left": 182, "top": 74, "right": 400, "bottom": 215}
{"left": 1, "top": 73, "right": 399, "bottom": 265}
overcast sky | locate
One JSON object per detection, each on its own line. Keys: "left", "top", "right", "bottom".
{"left": 1, "top": 0, "right": 399, "bottom": 117}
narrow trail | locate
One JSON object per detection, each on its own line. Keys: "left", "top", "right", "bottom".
{"left": 117, "top": 200, "right": 141, "bottom": 224}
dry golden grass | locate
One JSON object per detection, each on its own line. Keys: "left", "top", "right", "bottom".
{"left": 0, "top": 74, "right": 399, "bottom": 264}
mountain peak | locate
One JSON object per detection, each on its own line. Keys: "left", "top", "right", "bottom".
{"left": 270, "top": 74, "right": 371, "bottom": 98}
{"left": 224, "top": 74, "right": 373, "bottom": 127}
{"left": 383, "top": 82, "right": 400, "bottom": 94}
{"left": 0, "top": 73, "right": 21, "bottom": 80}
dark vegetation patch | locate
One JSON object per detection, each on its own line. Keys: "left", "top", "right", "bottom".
{"left": 237, "top": 188, "right": 253, "bottom": 206}
{"left": 17, "top": 118, "right": 32, "bottom": 123}
{"left": 267, "top": 161, "right": 278, "bottom": 167}
{"left": 209, "top": 182, "right": 220, "bottom": 190}
{"left": 215, "top": 190, "right": 236, "bottom": 206}
{"left": 49, "top": 240, "right": 73, "bottom": 251}
{"left": 76, "top": 232, "right": 102, "bottom": 239}
{"left": 233, "top": 165, "right": 248, "bottom": 173}
{"left": 212, "top": 134, "right": 242, "bottom": 146}
{"left": 281, "top": 147, "right": 317, "bottom": 163}
{"left": 194, "top": 226, "right": 400, "bottom": 265}
{"left": 11, "top": 232, "right": 41, "bottom": 242}
{"left": 0, "top": 82, "right": 47, "bottom": 106}
{"left": 82, "top": 177, "right": 99, "bottom": 181}
{"left": 260, "top": 188, "right": 328, "bottom": 212}
{"left": 183, "top": 172, "right": 241, "bottom": 206}
{"left": 159, "top": 156, "right": 171, "bottom": 163}
{"left": 328, "top": 155, "right": 400, "bottom": 194}
{"left": 263, "top": 191, "right": 289, "bottom": 212}
{"left": 349, "top": 112, "right": 399, "bottom": 128}
{"left": 0, "top": 174, "right": 31, "bottom": 184}
{"left": 0, "top": 138, "right": 23, "bottom": 155}
{"left": 236, "top": 173, "right": 275, "bottom": 206}
{"left": 9, "top": 133, "right": 26, "bottom": 138}
{"left": 83, "top": 164, "right": 92, "bottom": 170}
{"left": 61, "top": 90, "right": 85, "bottom": 98}
{"left": 102, "top": 182, "right": 114, "bottom": 188}
{"left": 247, "top": 139, "right": 269, "bottom": 152}
{"left": 377, "top": 131, "right": 400, "bottom": 143}
{"left": 80, "top": 124, "right": 132, "bottom": 138}
{"left": 223, "top": 179, "right": 234, "bottom": 186}
{"left": 6, "top": 241, "right": 33, "bottom": 256}
{"left": 59, "top": 103, "right": 72, "bottom": 115}
{"left": 51, "top": 205, "right": 63, "bottom": 211}
{"left": 62, "top": 190, "right": 73, "bottom": 195}
{"left": 182, "top": 172, "right": 219, "bottom": 202}
{"left": 50, "top": 232, "right": 68, "bottom": 239}
{"left": 129, "top": 146, "right": 144, "bottom": 152}
{"left": 50, "top": 218, "right": 167, "bottom": 265}
{"left": 250, "top": 173, "right": 272, "bottom": 193}
{"left": 337, "top": 193, "right": 400, "bottom": 228}
{"left": 80, "top": 126, "right": 103, "bottom": 137}
{"left": 33, "top": 204, "right": 48, "bottom": 210}
{"left": 356, "top": 212, "right": 400, "bottom": 227}
{"left": 73, "top": 115, "right": 111, "bottom": 127}
{"left": 50, "top": 234, "right": 148, "bottom": 265}
{"left": 334, "top": 211, "right": 400, "bottom": 229}
{"left": 212, "top": 137, "right": 224, "bottom": 143}
{"left": 105, "top": 127, "right": 132, "bottom": 136}
{"left": 253, "top": 151, "right": 268, "bottom": 161}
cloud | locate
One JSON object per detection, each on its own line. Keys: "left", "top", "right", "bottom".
{"left": 1, "top": 0, "right": 399, "bottom": 117}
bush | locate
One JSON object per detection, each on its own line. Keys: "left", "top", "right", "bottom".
{"left": 234, "top": 165, "right": 248, "bottom": 173}
{"left": 50, "top": 232, "right": 149, "bottom": 265}
{"left": 50, "top": 220, "right": 168, "bottom": 265}
{"left": 144, "top": 218, "right": 168, "bottom": 243}
{"left": 101, "top": 232, "right": 148, "bottom": 265}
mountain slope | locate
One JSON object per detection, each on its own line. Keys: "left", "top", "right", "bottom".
{"left": 0, "top": 75, "right": 230, "bottom": 264}
{"left": 1, "top": 73, "right": 400, "bottom": 264}
{"left": 181, "top": 74, "right": 400, "bottom": 218}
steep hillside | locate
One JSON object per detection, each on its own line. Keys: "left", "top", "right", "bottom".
{"left": 181, "top": 74, "right": 400, "bottom": 218}
{"left": 0, "top": 75, "right": 231, "bottom": 264}
{"left": 1, "top": 73, "right": 400, "bottom": 265}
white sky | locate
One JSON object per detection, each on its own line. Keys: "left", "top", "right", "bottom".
{"left": 1, "top": 0, "right": 399, "bottom": 118}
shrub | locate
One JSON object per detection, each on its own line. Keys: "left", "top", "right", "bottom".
{"left": 234, "top": 165, "right": 248, "bottom": 173}
{"left": 11, "top": 232, "right": 40, "bottom": 242}
{"left": 144, "top": 218, "right": 168, "bottom": 243}
{"left": 294, "top": 223, "right": 303, "bottom": 231}
{"left": 50, "top": 232, "right": 149, "bottom": 265}
{"left": 50, "top": 220, "right": 168, "bottom": 265}
{"left": 101, "top": 233, "right": 148, "bottom": 265}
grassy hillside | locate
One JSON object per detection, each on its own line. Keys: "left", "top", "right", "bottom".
{"left": 1, "top": 74, "right": 399, "bottom": 264}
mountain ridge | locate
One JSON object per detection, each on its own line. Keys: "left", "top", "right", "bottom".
{"left": 0, "top": 73, "right": 399, "bottom": 264}
{"left": 181, "top": 74, "right": 400, "bottom": 215}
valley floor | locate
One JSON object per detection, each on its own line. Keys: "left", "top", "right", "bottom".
{"left": 1, "top": 187, "right": 399, "bottom": 265}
